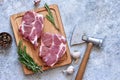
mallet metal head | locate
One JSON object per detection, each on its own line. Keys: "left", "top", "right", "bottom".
{"left": 82, "top": 35, "right": 103, "bottom": 48}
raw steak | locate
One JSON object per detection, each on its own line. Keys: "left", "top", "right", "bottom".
{"left": 19, "top": 11, "right": 44, "bottom": 48}
{"left": 39, "top": 33, "right": 66, "bottom": 66}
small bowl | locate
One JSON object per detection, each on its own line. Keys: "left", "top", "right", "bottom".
{"left": 0, "top": 32, "right": 12, "bottom": 48}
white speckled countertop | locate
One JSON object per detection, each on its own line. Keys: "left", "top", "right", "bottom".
{"left": 0, "top": 0, "right": 120, "bottom": 80}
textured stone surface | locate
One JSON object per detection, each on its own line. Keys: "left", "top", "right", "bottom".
{"left": 0, "top": 0, "right": 120, "bottom": 80}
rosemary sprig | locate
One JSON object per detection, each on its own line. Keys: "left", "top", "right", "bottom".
{"left": 44, "top": 3, "right": 59, "bottom": 31}
{"left": 17, "top": 41, "right": 43, "bottom": 73}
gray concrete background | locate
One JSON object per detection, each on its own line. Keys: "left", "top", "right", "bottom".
{"left": 0, "top": 0, "right": 120, "bottom": 80}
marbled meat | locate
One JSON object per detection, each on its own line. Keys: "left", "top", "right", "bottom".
{"left": 19, "top": 11, "right": 44, "bottom": 48}
{"left": 39, "top": 32, "right": 66, "bottom": 66}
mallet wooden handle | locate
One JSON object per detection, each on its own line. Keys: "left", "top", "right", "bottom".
{"left": 75, "top": 42, "right": 93, "bottom": 80}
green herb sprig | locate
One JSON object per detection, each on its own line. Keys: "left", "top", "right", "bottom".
{"left": 44, "top": 3, "right": 59, "bottom": 31}
{"left": 17, "top": 41, "right": 43, "bottom": 73}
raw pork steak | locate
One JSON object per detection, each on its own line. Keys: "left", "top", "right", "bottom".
{"left": 19, "top": 11, "right": 44, "bottom": 47}
{"left": 39, "top": 33, "right": 66, "bottom": 66}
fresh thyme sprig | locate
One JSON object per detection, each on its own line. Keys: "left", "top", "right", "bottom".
{"left": 17, "top": 41, "right": 43, "bottom": 73}
{"left": 44, "top": 3, "right": 59, "bottom": 31}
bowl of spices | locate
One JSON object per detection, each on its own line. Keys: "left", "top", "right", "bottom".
{"left": 0, "top": 32, "right": 12, "bottom": 48}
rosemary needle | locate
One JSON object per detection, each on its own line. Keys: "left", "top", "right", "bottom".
{"left": 44, "top": 3, "right": 60, "bottom": 31}
{"left": 17, "top": 41, "right": 43, "bottom": 73}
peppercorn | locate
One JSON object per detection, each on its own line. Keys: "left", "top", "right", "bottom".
{"left": 0, "top": 32, "right": 12, "bottom": 48}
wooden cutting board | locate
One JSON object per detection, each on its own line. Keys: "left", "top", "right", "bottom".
{"left": 10, "top": 4, "right": 71, "bottom": 74}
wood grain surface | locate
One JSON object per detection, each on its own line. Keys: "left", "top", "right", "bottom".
{"left": 10, "top": 4, "right": 71, "bottom": 74}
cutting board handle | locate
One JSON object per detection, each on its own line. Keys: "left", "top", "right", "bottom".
{"left": 75, "top": 42, "right": 93, "bottom": 80}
